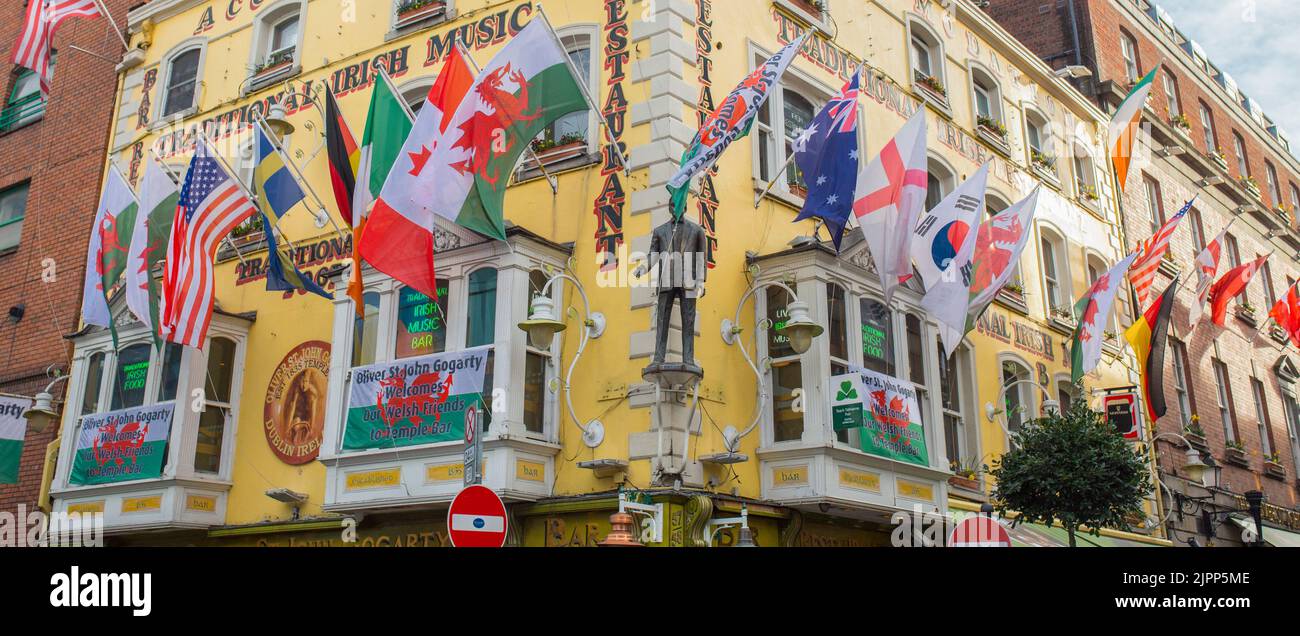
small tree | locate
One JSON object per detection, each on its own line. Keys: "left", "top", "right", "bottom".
{"left": 989, "top": 393, "right": 1152, "bottom": 547}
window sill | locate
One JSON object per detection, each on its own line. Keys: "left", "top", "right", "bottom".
{"left": 1222, "top": 448, "right": 1250, "bottom": 469}
{"left": 244, "top": 63, "right": 301, "bottom": 96}
{"left": 976, "top": 126, "right": 1012, "bottom": 156}
{"left": 515, "top": 146, "right": 600, "bottom": 183}
{"left": 914, "top": 83, "right": 953, "bottom": 119}
{"left": 1264, "top": 462, "right": 1286, "bottom": 480}
{"left": 151, "top": 106, "right": 199, "bottom": 129}
{"left": 1158, "top": 255, "right": 1181, "bottom": 278}
{"left": 994, "top": 290, "right": 1030, "bottom": 315}
{"left": 1270, "top": 324, "right": 1289, "bottom": 345}
{"left": 775, "top": 0, "right": 832, "bottom": 33}
{"left": 1233, "top": 307, "right": 1259, "bottom": 328}
{"left": 0, "top": 114, "right": 44, "bottom": 137}
{"left": 753, "top": 178, "right": 806, "bottom": 212}
{"left": 0, "top": 245, "right": 18, "bottom": 258}
{"left": 386, "top": 5, "right": 452, "bottom": 42}
{"left": 1047, "top": 316, "right": 1077, "bottom": 335}
{"left": 1030, "top": 164, "right": 1061, "bottom": 188}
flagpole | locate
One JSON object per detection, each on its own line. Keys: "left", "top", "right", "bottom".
{"left": 377, "top": 67, "right": 416, "bottom": 123}
{"left": 252, "top": 112, "right": 348, "bottom": 240}
{"left": 753, "top": 155, "right": 799, "bottom": 208}
{"left": 195, "top": 132, "right": 283, "bottom": 267}
{"left": 89, "top": 0, "right": 131, "bottom": 52}
{"left": 454, "top": 41, "right": 559, "bottom": 195}
{"left": 148, "top": 148, "right": 252, "bottom": 269}
{"left": 535, "top": 4, "right": 632, "bottom": 177}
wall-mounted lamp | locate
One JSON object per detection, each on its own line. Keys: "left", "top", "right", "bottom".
{"left": 599, "top": 490, "right": 663, "bottom": 546}
{"left": 718, "top": 280, "right": 824, "bottom": 452}
{"left": 517, "top": 267, "right": 607, "bottom": 448}
{"left": 707, "top": 504, "right": 757, "bottom": 547}
{"left": 23, "top": 374, "right": 69, "bottom": 435}
{"left": 263, "top": 103, "right": 296, "bottom": 137}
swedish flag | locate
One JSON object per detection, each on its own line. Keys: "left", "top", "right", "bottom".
{"left": 254, "top": 124, "right": 305, "bottom": 219}
{"left": 262, "top": 210, "right": 332, "bottom": 300}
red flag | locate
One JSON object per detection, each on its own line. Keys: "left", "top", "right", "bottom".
{"left": 11, "top": 1, "right": 100, "bottom": 95}
{"left": 1207, "top": 254, "right": 1269, "bottom": 327}
{"left": 1268, "top": 282, "right": 1300, "bottom": 347}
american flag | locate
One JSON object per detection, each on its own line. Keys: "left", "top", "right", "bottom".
{"left": 11, "top": 0, "right": 101, "bottom": 95}
{"left": 1130, "top": 197, "right": 1194, "bottom": 310}
{"left": 160, "top": 139, "right": 257, "bottom": 349}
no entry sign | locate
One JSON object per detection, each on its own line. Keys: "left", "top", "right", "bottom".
{"left": 448, "top": 485, "right": 508, "bottom": 548}
{"left": 948, "top": 515, "right": 1012, "bottom": 547}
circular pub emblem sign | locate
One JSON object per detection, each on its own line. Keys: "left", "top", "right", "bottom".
{"left": 263, "top": 341, "right": 331, "bottom": 465}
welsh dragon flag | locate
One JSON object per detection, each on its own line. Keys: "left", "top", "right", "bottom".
{"left": 127, "top": 156, "right": 179, "bottom": 347}
{"left": 1071, "top": 251, "right": 1139, "bottom": 383}
{"left": 422, "top": 18, "right": 587, "bottom": 240}
{"left": 81, "top": 166, "right": 138, "bottom": 336}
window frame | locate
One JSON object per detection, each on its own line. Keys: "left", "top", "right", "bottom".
{"left": 1162, "top": 70, "right": 1180, "bottom": 117}
{"left": 1038, "top": 224, "right": 1072, "bottom": 319}
{"left": 907, "top": 18, "right": 948, "bottom": 108}
{"left": 389, "top": 0, "right": 455, "bottom": 37}
{"left": 1, "top": 67, "right": 45, "bottom": 131}
{"left": 0, "top": 180, "right": 30, "bottom": 253}
{"left": 751, "top": 44, "right": 841, "bottom": 204}
{"left": 520, "top": 24, "right": 603, "bottom": 175}
{"left": 1198, "top": 102, "right": 1218, "bottom": 155}
{"left": 1120, "top": 31, "right": 1141, "bottom": 83}
{"left": 1143, "top": 174, "right": 1164, "bottom": 234}
{"left": 155, "top": 39, "right": 207, "bottom": 123}
{"left": 1170, "top": 339, "right": 1196, "bottom": 429}
{"left": 1233, "top": 131, "right": 1250, "bottom": 178}
{"left": 1212, "top": 358, "right": 1239, "bottom": 443}
{"left": 245, "top": 0, "right": 308, "bottom": 92}
{"left": 1251, "top": 377, "right": 1274, "bottom": 458}
{"left": 969, "top": 63, "right": 1003, "bottom": 127}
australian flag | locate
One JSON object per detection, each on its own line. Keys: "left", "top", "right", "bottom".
{"left": 792, "top": 67, "right": 862, "bottom": 251}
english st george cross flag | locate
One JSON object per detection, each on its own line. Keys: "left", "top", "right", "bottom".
{"left": 911, "top": 162, "right": 989, "bottom": 294}
{"left": 1187, "top": 222, "right": 1232, "bottom": 328}
{"left": 1071, "top": 251, "right": 1139, "bottom": 383}
{"left": 1108, "top": 67, "right": 1158, "bottom": 193}
{"left": 1207, "top": 253, "right": 1270, "bottom": 328}
{"left": 668, "top": 32, "right": 810, "bottom": 219}
{"left": 125, "top": 156, "right": 179, "bottom": 346}
{"left": 791, "top": 66, "right": 862, "bottom": 251}
{"left": 360, "top": 45, "right": 474, "bottom": 301}
{"left": 924, "top": 187, "right": 1040, "bottom": 358}
{"left": 11, "top": 0, "right": 100, "bottom": 95}
{"left": 81, "top": 164, "right": 137, "bottom": 331}
{"left": 854, "top": 107, "right": 928, "bottom": 305}
{"left": 1129, "top": 197, "right": 1193, "bottom": 310}
{"left": 160, "top": 138, "right": 258, "bottom": 349}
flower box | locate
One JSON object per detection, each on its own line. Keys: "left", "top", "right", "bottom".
{"left": 1224, "top": 446, "right": 1249, "bottom": 468}
{"left": 788, "top": 0, "right": 826, "bottom": 18}
{"left": 395, "top": 0, "right": 446, "bottom": 27}
{"left": 914, "top": 74, "right": 949, "bottom": 111}
{"left": 1241, "top": 178, "right": 1262, "bottom": 200}
{"left": 1264, "top": 461, "right": 1286, "bottom": 480}
{"left": 1234, "top": 304, "right": 1258, "bottom": 327}
{"left": 948, "top": 475, "right": 981, "bottom": 492}
{"left": 1210, "top": 153, "right": 1229, "bottom": 171}
{"left": 1270, "top": 324, "right": 1290, "bottom": 345}
{"left": 1184, "top": 432, "right": 1208, "bottom": 453}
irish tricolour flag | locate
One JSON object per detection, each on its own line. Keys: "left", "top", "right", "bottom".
{"left": 1108, "top": 67, "right": 1157, "bottom": 194}
{"left": 0, "top": 396, "right": 32, "bottom": 485}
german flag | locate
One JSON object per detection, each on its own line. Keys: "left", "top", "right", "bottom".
{"left": 1125, "top": 278, "right": 1179, "bottom": 422}
{"left": 324, "top": 87, "right": 360, "bottom": 225}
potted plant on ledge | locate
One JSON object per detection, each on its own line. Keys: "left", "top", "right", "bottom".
{"left": 252, "top": 49, "right": 295, "bottom": 81}
{"left": 1183, "top": 418, "right": 1208, "bottom": 451}
{"left": 1209, "top": 148, "right": 1229, "bottom": 171}
{"left": 1236, "top": 301, "right": 1258, "bottom": 326}
{"left": 948, "top": 457, "right": 983, "bottom": 492}
{"left": 977, "top": 115, "right": 1008, "bottom": 140}
{"left": 229, "top": 213, "right": 264, "bottom": 249}
{"left": 1223, "top": 439, "right": 1249, "bottom": 467}
{"left": 790, "top": 0, "right": 827, "bottom": 19}
{"left": 1264, "top": 453, "right": 1286, "bottom": 479}
{"left": 395, "top": 0, "right": 446, "bottom": 26}
{"left": 1240, "top": 175, "right": 1262, "bottom": 200}
{"left": 530, "top": 131, "right": 587, "bottom": 165}
{"left": 1030, "top": 149, "right": 1056, "bottom": 177}
{"left": 1076, "top": 182, "right": 1100, "bottom": 205}
{"left": 915, "top": 74, "right": 947, "bottom": 104}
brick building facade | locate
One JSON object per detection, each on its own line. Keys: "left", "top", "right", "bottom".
{"left": 0, "top": 0, "right": 137, "bottom": 516}
{"left": 987, "top": 0, "right": 1300, "bottom": 545}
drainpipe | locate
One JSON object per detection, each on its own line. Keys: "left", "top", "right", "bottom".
{"left": 1067, "top": 0, "right": 1083, "bottom": 69}
{"left": 37, "top": 436, "right": 61, "bottom": 513}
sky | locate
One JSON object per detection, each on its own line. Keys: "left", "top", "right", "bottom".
{"left": 1160, "top": 0, "right": 1300, "bottom": 149}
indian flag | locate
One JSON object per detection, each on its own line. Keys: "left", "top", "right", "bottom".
{"left": 0, "top": 396, "right": 32, "bottom": 485}
{"left": 1108, "top": 67, "right": 1157, "bottom": 194}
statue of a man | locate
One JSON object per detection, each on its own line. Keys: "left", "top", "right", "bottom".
{"left": 635, "top": 215, "right": 708, "bottom": 367}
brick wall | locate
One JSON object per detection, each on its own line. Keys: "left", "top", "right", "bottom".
{"left": 0, "top": 0, "right": 136, "bottom": 515}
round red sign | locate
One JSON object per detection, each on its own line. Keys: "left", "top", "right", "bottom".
{"left": 448, "top": 485, "right": 508, "bottom": 548}
{"left": 948, "top": 516, "right": 1012, "bottom": 547}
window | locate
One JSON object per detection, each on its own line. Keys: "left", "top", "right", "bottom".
{"left": 908, "top": 21, "right": 945, "bottom": 99}
{"left": 1290, "top": 183, "right": 1300, "bottom": 212}
{"left": 156, "top": 343, "right": 182, "bottom": 402}
{"left": 1233, "top": 131, "right": 1249, "bottom": 177}
{"left": 1198, "top": 102, "right": 1217, "bottom": 154}
{"left": 269, "top": 16, "right": 299, "bottom": 62}
{"left": 1265, "top": 162, "right": 1281, "bottom": 206}
{"left": 971, "top": 67, "right": 1002, "bottom": 126}
{"left": 926, "top": 158, "right": 956, "bottom": 210}
{"left": 1002, "top": 359, "right": 1035, "bottom": 437}
{"left": 1162, "top": 71, "right": 1180, "bottom": 117}
{"left": 467, "top": 268, "right": 498, "bottom": 428}
{"left": 162, "top": 47, "right": 201, "bottom": 117}
{"left": 860, "top": 297, "right": 895, "bottom": 377}
{"left": 393, "top": 0, "right": 451, "bottom": 29}
{"left": 1, "top": 68, "right": 44, "bottom": 131}
{"left": 80, "top": 352, "right": 106, "bottom": 416}
{"left": 1212, "top": 358, "right": 1237, "bottom": 443}
{"left": 940, "top": 342, "right": 971, "bottom": 466}
{"left": 249, "top": 2, "right": 305, "bottom": 88}
{"left": 0, "top": 181, "right": 29, "bottom": 252}
{"left": 1024, "top": 108, "right": 1054, "bottom": 176}
{"left": 351, "top": 291, "right": 381, "bottom": 368}
{"left": 196, "top": 337, "right": 236, "bottom": 473}
{"left": 394, "top": 282, "right": 449, "bottom": 359}
{"left": 1261, "top": 260, "right": 1277, "bottom": 310}
{"left": 906, "top": 313, "right": 930, "bottom": 427}
{"left": 1039, "top": 229, "right": 1069, "bottom": 315}
{"left": 1072, "top": 143, "right": 1097, "bottom": 203}
{"left": 531, "top": 32, "right": 594, "bottom": 164}
{"left": 1120, "top": 32, "right": 1140, "bottom": 83}
{"left": 1143, "top": 175, "right": 1164, "bottom": 234}
{"left": 1251, "top": 378, "right": 1274, "bottom": 457}
{"left": 768, "top": 285, "right": 803, "bottom": 442}
{"left": 1170, "top": 340, "right": 1195, "bottom": 429}
{"left": 828, "top": 283, "right": 850, "bottom": 443}
{"left": 1225, "top": 233, "right": 1241, "bottom": 269}
{"left": 110, "top": 343, "right": 152, "bottom": 411}
{"left": 1189, "top": 206, "right": 1206, "bottom": 256}
{"left": 755, "top": 65, "right": 828, "bottom": 198}
{"left": 523, "top": 270, "right": 551, "bottom": 436}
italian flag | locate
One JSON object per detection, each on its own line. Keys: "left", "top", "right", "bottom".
{"left": 349, "top": 71, "right": 414, "bottom": 309}
{"left": 1070, "top": 251, "right": 1138, "bottom": 383}
{"left": 82, "top": 166, "right": 138, "bottom": 331}
{"left": 1108, "top": 67, "right": 1157, "bottom": 194}
{"left": 127, "top": 156, "right": 179, "bottom": 347}
{"left": 0, "top": 396, "right": 32, "bottom": 485}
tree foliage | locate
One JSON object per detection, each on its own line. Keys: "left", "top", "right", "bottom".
{"left": 989, "top": 394, "right": 1152, "bottom": 546}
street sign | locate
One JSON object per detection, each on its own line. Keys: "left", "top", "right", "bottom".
{"left": 463, "top": 405, "right": 482, "bottom": 487}
{"left": 1105, "top": 392, "right": 1139, "bottom": 440}
{"left": 448, "top": 485, "right": 508, "bottom": 548}
{"left": 948, "top": 515, "right": 1012, "bottom": 547}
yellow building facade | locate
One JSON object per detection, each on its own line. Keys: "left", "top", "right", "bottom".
{"left": 45, "top": 0, "right": 1168, "bottom": 546}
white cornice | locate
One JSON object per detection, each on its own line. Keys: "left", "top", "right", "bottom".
{"left": 127, "top": 0, "right": 208, "bottom": 30}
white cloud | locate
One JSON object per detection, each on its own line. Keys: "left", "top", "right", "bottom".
{"left": 1160, "top": 0, "right": 1299, "bottom": 149}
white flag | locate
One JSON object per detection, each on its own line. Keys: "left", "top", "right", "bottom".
{"left": 81, "top": 167, "right": 137, "bottom": 328}
{"left": 910, "top": 163, "right": 989, "bottom": 293}
{"left": 852, "top": 107, "right": 928, "bottom": 305}
{"left": 924, "top": 187, "right": 1041, "bottom": 358}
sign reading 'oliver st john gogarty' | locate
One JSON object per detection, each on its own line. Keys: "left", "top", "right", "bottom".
{"left": 343, "top": 347, "right": 490, "bottom": 451}
{"left": 264, "top": 341, "right": 331, "bottom": 465}
{"left": 69, "top": 403, "right": 175, "bottom": 486}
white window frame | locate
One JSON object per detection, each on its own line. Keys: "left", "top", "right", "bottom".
{"left": 1162, "top": 72, "right": 1180, "bottom": 117}
{"left": 998, "top": 354, "right": 1038, "bottom": 449}
{"left": 969, "top": 64, "right": 1003, "bottom": 126}
{"left": 1213, "top": 359, "right": 1236, "bottom": 443}
{"left": 1120, "top": 32, "right": 1140, "bottom": 83}
{"left": 154, "top": 38, "right": 207, "bottom": 124}
{"left": 1251, "top": 378, "right": 1272, "bottom": 457}
{"left": 1038, "top": 224, "right": 1072, "bottom": 319}
{"left": 926, "top": 155, "right": 957, "bottom": 210}
{"left": 1199, "top": 103, "right": 1216, "bottom": 154}
{"left": 1170, "top": 339, "right": 1194, "bottom": 429}
{"left": 1265, "top": 162, "right": 1281, "bottom": 205}
{"left": 518, "top": 24, "right": 601, "bottom": 174}
{"left": 1071, "top": 140, "right": 1098, "bottom": 205}
{"left": 1023, "top": 105, "right": 1057, "bottom": 181}
{"left": 941, "top": 343, "right": 978, "bottom": 473}
{"left": 750, "top": 44, "right": 839, "bottom": 203}
{"left": 245, "top": 0, "right": 308, "bottom": 93}
{"left": 389, "top": 0, "right": 455, "bottom": 36}
{"left": 907, "top": 18, "right": 948, "bottom": 108}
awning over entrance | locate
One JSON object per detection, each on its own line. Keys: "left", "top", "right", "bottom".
{"left": 948, "top": 508, "right": 1159, "bottom": 547}
{"left": 1230, "top": 515, "right": 1300, "bottom": 548}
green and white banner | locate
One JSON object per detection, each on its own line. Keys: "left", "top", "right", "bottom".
{"left": 830, "top": 370, "right": 930, "bottom": 467}
{"left": 0, "top": 395, "right": 33, "bottom": 485}
{"left": 343, "top": 346, "right": 490, "bottom": 451}
{"left": 69, "top": 402, "right": 174, "bottom": 486}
